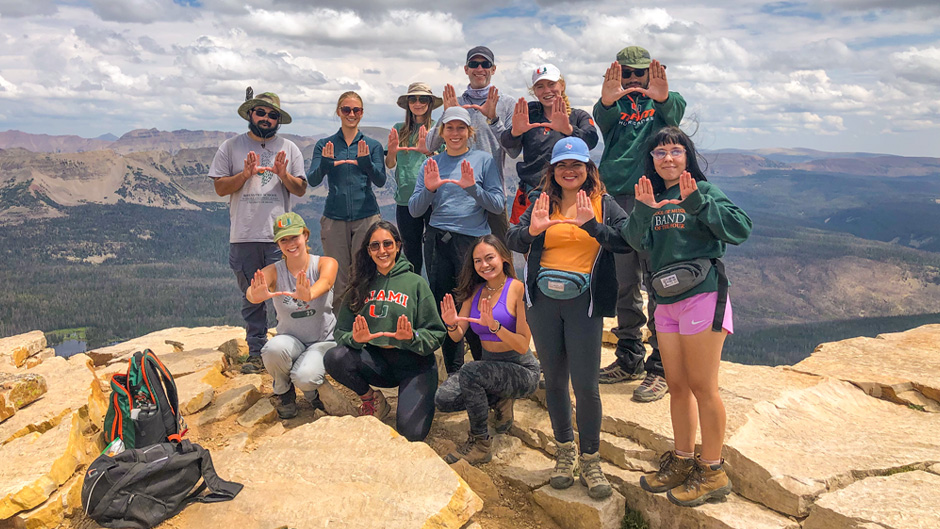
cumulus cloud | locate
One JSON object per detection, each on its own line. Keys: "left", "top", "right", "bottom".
{"left": 0, "top": 0, "right": 58, "bottom": 17}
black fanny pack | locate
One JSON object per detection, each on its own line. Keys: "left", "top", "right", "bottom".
{"left": 650, "top": 258, "right": 713, "bottom": 297}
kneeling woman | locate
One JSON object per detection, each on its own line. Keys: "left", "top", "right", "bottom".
{"left": 324, "top": 220, "right": 447, "bottom": 442}
{"left": 247, "top": 212, "right": 338, "bottom": 420}
{"left": 623, "top": 127, "right": 751, "bottom": 507}
{"left": 507, "top": 137, "right": 631, "bottom": 499}
{"left": 435, "top": 235, "right": 540, "bottom": 464}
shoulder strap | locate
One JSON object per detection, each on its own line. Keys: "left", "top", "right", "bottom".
{"left": 711, "top": 259, "right": 728, "bottom": 333}
{"left": 176, "top": 441, "right": 243, "bottom": 507}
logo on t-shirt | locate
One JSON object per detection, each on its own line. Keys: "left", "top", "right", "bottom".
{"left": 259, "top": 151, "right": 275, "bottom": 186}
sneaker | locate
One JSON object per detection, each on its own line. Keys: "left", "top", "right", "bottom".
{"left": 275, "top": 384, "right": 298, "bottom": 420}
{"left": 667, "top": 457, "right": 733, "bottom": 507}
{"left": 599, "top": 360, "right": 644, "bottom": 384}
{"left": 579, "top": 452, "right": 613, "bottom": 499}
{"left": 444, "top": 433, "right": 493, "bottom": 465}
{"left": 305, "top": 389, "right": 325, "bottom": 412}
{"left": 492, "top": 398, "right": 514, "bottom": 434}
{"left": 633, "top": 373, "right": 669, "bottom": 402}
{"left": 359, "top": 390, "right": 390, "bottom": 421}
{"left": 240, "top": 355, "right": 265, "bottom": 374}
{"left": 550, "top": 439, "right": 579, "bottom": 489}
{"left": 640, "top": 450, "right": 695, "bottom": 493}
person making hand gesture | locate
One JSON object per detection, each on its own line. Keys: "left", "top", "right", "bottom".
{"left": 409, "top": 106, "right": 505, "bottom": 375}
{"left": 507, "top": 137, "right": 632, "bottom": 500}
{"left": 323, "top": 221, "right": 447, "bottom": 442}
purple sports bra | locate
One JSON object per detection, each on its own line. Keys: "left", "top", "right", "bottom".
{"left": 470, "top": 278, "right": 517, "bottom": 342}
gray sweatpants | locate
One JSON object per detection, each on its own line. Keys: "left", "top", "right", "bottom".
{"left": 261, "top": 334, "right": 334, "bottom": 402}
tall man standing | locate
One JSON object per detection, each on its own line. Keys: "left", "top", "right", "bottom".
{"left": 427, "top": 45, "right": 515, "bottom": 241}
{"left": 209, "top": 90, "right": 307, "bottom": 374}
{"left": 593, "top": 47, "right": 686, "bottom": 401}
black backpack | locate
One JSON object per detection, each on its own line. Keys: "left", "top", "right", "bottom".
{"left": 81, "top": 440, "right": 243, "bottom": 529}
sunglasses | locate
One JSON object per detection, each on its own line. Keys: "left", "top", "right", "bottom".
{"left": 340, "top": 106, "right": 363, "bottom": 115}
{"left": 368, "top": 239, "right": 396, "bottom": 252}
{"left": 408, "top": 95, "right": 432, "bottom": 104}
{"left": 253, "top": 108, "right": 280, "bottom": 121}
{"left": 621, "top": 68, "right": 648, "bottom": 78}
{"left": 467, "top": 60, "right": 493, "bottom": 69}
{"left": 650, "top": 148, "right": 687, "bottom": 160}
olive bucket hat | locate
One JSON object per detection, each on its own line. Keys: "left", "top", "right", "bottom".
{"left": 237, "top": 87, "right": 292, "bottom": 124}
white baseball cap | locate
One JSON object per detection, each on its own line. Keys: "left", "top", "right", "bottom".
{"left": 531, "top": 64, "right": 562, "bottom": 85}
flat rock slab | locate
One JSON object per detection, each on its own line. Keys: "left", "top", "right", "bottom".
{"left": 96, "top": 347, "right": 227, "bottom": 380}
{"left": 491, "top": 446, "right": 553, "bottom": 491}
{"left": 0, "top": 330, "right": 47, "bottom": 368}
{"left": 1, "top": 373, "right": 48, "bottom": 423}
{"left": 793, "top": 324, "right": 940, "bottom": 410}
{"left": 0, "top": 355, "right": 106, "bottom": 445}
{"left": 86, "top": 326, "right": 244, "bottom": 366}
{"left": 10, "top": 470, "right": 84, "bottom": 529}
{"left": 197, "top": 384, "right": 261, "bottom": 426}
{"left": 803, "top": 470, "right": 940, "bottom": 529}
{"left": 237, "top": 398, "right": 276, "bottom": 428}
{"left": 532, "top": 483, "right": 626, "bottom": 529}
{"left": 602, "top": 464, "right": 799, "bottom": 529}
{"left": 599, "top": 431, "right": 656, "bottom": 473}
{"left": 175, "top": 415, "right": 483, "bottom": 528}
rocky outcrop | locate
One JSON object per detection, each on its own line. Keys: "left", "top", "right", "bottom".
{"left": 0, "top": 373, "right": 48, "bottom": 423}
{"left": 0, "top": 330, "right": 48, "bottom": 368}
{"left": 86, "top": 326, "right": 245, "bottom": 367}
{"left": 802, "top": 470, "right": 940, "bottom": 529}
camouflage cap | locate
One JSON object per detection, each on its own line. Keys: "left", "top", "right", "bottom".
{"left": 237, "top": 91, "right": 293, "bottom": 124}
{"left": 273, "top": 212, "right": 306, "bottom": 242}
{"left": 616, "top": 46, "right": 652, "bottom": 69}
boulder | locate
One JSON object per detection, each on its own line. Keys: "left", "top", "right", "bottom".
{"left": 532, "top": 484, "right": 626, "bottom": 529}
{"left": 174, "top": 415, "right": 483, "bottom": 528}
{"left": 449, "top": 459, "right": 499, "bottom": 504}
{"left": 793, "top": 324, "right": 940, "bottom": 411}
{"left": 237, "top": 398, "right": 277, "bottom": 428}
{"left": 317, "top": 378, "right": 359, "bottom": 417}
{"left": 490, "top": 433, "right": 522, "bottom": 461}
{"left": 491, "top": 446, "right": 553, "bottom": 491}
{"left": 176, "top": 367, "right": 227, "bottom": 416}
{"left": 0, "top": 373, "right": 48, "bottom": 423}
{"left": 803, "top": 470, "right": 940, "bottom": 529}
{"left": 0, "top": 409, "right": 101, "bottom": 519}
{"left": 196, "top": 384, "right": 262, "bottom": 426}
{"left": 217, "top": 337, "right": 248, "bottom": 365}
{"left": 85, "top": 326, "right": 244, "bottom": 366}
{"left": 0, "top": 331, "right": 47, "bottom": 368}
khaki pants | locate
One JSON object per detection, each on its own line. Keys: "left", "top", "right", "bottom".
{"left": 320, "top": 214, "right": 381, "bottom": 305}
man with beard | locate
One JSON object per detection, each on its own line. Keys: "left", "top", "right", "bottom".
{"left": 593, "top": 47, "right": 686, "bottom": 401}
{"left": 209, "top": 89, "right": 307, "bottom": 374}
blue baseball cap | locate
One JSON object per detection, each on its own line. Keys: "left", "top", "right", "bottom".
{"left": 550, "top": 137, "right": 591, "bottom": 164}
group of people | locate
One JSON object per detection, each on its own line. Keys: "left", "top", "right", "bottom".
{"left": 208, "top": 44, "right": 752, "bottom": 508}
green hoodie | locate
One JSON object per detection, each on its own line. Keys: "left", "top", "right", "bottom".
{"left": 335, "top": 257, "right": 445, "bottom": 356}
{"left": 593, "top": 92, "right": 686, "bottom": 196}
{"left": 621, "top": 181, "right": 752, "bottom": 304}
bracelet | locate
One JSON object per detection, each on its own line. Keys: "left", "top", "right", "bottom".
{"left": 446, "top": 323, "right": 459, "bottom": 332}
{"left": 488, "top": 321, "right": 501, "bottom": 334}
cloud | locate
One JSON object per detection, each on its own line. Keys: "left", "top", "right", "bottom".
{"left": 892, "top": 46, "right": 940, "bottom": 84}
{"left": 86, "top": 0, "right": 189, "bottom": 23}
{"left": 0, "top": 0, "right": 57, "bottom": 17}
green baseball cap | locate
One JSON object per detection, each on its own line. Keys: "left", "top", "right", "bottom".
{"left": 616, "top": 46, "right": 652, "bottom": 68}
{"left": 273, "top": 212, "right": 306, "bottom": 242}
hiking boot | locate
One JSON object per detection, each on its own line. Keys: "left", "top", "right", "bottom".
{"left": 599, "top": 359, "right": 644, "bottom": 384}
{"left": 579, "top": 452, "right": 613, "bottom": 499}
{"left": 240, "top": 355, "right": 265, "bottom": 374}
{"left": 492, "top": 398, "right": 514, "bottom": 434}
{"left": 550, "top": 439, "right": 579, "bottom": 489}
{"left": 275, "top": 385, "right": 298, "bottom": 420}
{"left": 444, "top": 433, "right": 493, "bottom": 465}
{"left": 667, "top": 457, "right": 733, "bottom": 507}
{"left": 304, "top": 389, "right": 325, "bottom": 412}
{"left": 640, "top": 450, "right": 695, "bottom": 493}
{"left": 633, "top": 373, "right": 669, "bottom": 402}
{"left": 359, "top": 390, "right": 390, "bottom": 421}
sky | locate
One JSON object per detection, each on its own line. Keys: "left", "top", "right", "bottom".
{"left": 0, "top": 0, "right": 938, "bottom": 156}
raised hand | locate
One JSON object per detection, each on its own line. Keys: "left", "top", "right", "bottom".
{"left": 528, "top": 193, "right": 569, "bottom": 236}
{"left": 322, "top": 141, "right": 334, "bottom": 159}
{"left": 243, "top": 151, "right": 260, "bottom": 177}
{"left": 601, "top": 61, "right": 632, "bottom": 107}
{"left": 572, "top": 190, "right": 596, "bottom": 226}
{"left": 415, "top": 126, "right": 430, "bottom": 155}
{"left": 477, "top": 297, "right": 496, "bottom": 331}
{"left": 625, "top": 59, "right": 668, "bottom": 103}
{"left": 387, "top": 128, "right": 400, "bottom": 157}
{"left": 352, "top": 315, "right": 383, "bottom": 344}
{"left": 423, "top": 158, "right": 444, "bottom": 191}
{"left": 440, "top": 294, "right": 460, "bottom": 327}
{"left": 357, "top": 139, "right": 370, "bottom": 158}
{"left": 547, "top": 97, "right": 573, "bottom": 135}
{"left": 248, "top": 270, "right": 291, "bottom": 303}
{"left": 678, "top": 171, "right": 698, "bottom": 201}
{"left": 294, "top": 270, "right": 313, "bottom": 301}
{"left": 511, "top": 97, "right": 538, "bottom": 137}
{"left": 384, "top": 315, "right": 414, "bottom": 341}
{"left": 442, "top": 84, "right": 459, "bottom": 109}
{"left": 464, "top": 86, "right": 499, "bottom": 120}
{"left": 457, "top": 159, "right": 476, "bottom": 188}
{"left": 635, "top": 176, "right": 680, "bottom": 209}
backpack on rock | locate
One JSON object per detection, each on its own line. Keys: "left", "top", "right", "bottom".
{"left": 103, "top": 349, "right": 187, "bottom": 450}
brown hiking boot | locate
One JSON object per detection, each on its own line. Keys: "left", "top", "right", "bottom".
{"left": 359, "top": 390, "right": 390, "bottom": 421}
{"left": 579, "top": 452, "right": 613, "bottom": 499}
{"left": 550, "top": 439, "right": 579, "bottom": 489}
{"left": 492, "top": 398, "right": 514, "bottom": 434}
{"left": 667, "top": 457, "right": 733, "bottom": 507}
{"left": 444, "top": 433, "right": 493, "bottom": 465}
{"left": 640, "top": 450, "right": 695, "bottom": 493}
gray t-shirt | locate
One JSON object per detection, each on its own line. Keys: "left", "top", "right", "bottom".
{"left": 272, "top": 256, "right": 336, "bottom": 344}
{"left": 208, "top": 133, "right": 304, "bottom": 243}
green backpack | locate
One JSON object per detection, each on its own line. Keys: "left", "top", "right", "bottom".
{"left": 103, "top": 349, "right": 187, "bottom": 449}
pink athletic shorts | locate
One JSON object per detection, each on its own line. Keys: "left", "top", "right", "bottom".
{"left": 654, "top": 291, "right": 733, "bottom": 335}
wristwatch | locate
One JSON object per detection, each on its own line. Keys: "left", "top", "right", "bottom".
{"left": 487, "top": 115, "right": 500, "bottom": 126}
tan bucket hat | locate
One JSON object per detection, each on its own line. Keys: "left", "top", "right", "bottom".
{"left": 396, "top": 82, "right": 444, "bottom": 110}
{"left": 237, "top": 90, "right": 292, "bottom": 124}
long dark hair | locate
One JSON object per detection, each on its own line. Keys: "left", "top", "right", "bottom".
{"left": 644, "top": 126, "right": 708, "bottom": 195}
{"left": 399, "top": 107, "right": 433, "bottom": 148}
{"left": 453, "top": 235, "right": 517, "bottom": 303}
{"left": 537, "top": 160, "right": 605, "bottom": 214}
{"left": 346, "top": 220, "right": 403, "bottom": 312}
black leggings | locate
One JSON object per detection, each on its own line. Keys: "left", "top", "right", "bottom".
{"left": 435, "top": 357, "right": 539, "bottom": 436}
{"left": 396, "top": 205, "right": 428, "bottom": 276}
{"left": 526, "top": 291, "right": 603, "bottom": 454}
{"left": 323, "top": 344, "right": 437, "bottom": 442}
